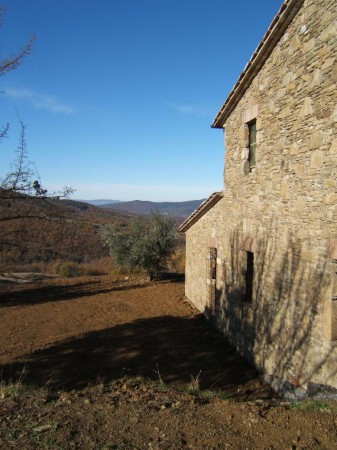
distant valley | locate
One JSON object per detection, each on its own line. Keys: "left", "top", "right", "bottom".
{"left": 0, "top": 196, "right": 202, "bottom": 273}
{"left": 80, "top": 199, "right": 121, "bottom": 206}
{"left": 80, "top": 199, "right": 205, "bottom": 218}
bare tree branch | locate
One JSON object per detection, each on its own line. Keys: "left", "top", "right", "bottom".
{"left": 0, "top": 13, "right": 35, "bottom": 77}
{"left": 0, "top": 123, "right": 9, "bottom": 140}
{"left": 0, "top": 120, "right": 75, "bottom": 201}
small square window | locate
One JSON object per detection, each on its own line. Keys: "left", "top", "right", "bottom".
{"left": 248, "top": 120, "right": 256, "bottom": 170}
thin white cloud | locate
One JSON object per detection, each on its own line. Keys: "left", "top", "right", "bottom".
{"left": 5, "top": 87, "right": 75, "bottom": 114}
{"left": 167, "top": 102, "right": 208, "bottom": 117}
{"left": 46, "top": 182, "right": 219, "bottom": 202}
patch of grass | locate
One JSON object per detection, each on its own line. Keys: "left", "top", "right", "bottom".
{"left": 0, "top": 380, "right": 26, "bottom": 400}
{"left": 0, "top": 369, "right": 48, "bottom": 401}
{"left": 152, "top": 381, "right": 167, "bottom": 391}
{"left": 0, "top": 375, "right": 29, "bottom": 400}
{"left": 288, "top": 400, "right": 337, "bottom": 413}
{"left": 148, "top": 369, "right": 232, "bottom": 400}
{"left": 31, "top": 433, "right": 63, "bottom": 450}
{"left": 174, "top": 385, "right": 232, "bottom": 400}
{"left": 173, "top": 370, "right": 232, "bottom": 399}
{"left": 189, "top": 370, "right": 201, "bottom": 391}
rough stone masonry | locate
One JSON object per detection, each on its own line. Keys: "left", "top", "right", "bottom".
{"left": 180, "top": 0, "right": 337, "bottom": 398}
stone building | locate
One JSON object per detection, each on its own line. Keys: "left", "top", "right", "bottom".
{"left": 179, "top": 0, "right": 337, "bottom": 397}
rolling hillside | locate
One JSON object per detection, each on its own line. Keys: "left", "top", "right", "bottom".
{"left": 0, "top": 196, "right": 133, "bottom": 272}
{"left": 0, "top": 195, "right": 194, "bottom": 273}
{"left": 100, "top": 199, "right": 204, "bottom": 217}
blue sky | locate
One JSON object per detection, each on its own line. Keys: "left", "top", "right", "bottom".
{"left": 1, "top": 0, "right": 283, "bottom": 201}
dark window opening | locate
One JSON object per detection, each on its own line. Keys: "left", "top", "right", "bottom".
{"left": 248, "top": 120, "right": 256, "bottom": 170}
{"left": 245, "top": 251, "right": 254, "bottom": 303}
{"left": 210, "top": 247, "right": 217, "bottom": 281}
{"left": 207, "top": 247, "right": 217, "bottom": 313}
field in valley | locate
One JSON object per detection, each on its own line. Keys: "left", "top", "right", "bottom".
{"left": 0, "top": 275, "right": 336, "bottom": 448}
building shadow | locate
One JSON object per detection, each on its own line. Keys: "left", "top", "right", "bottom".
{"left": 1, "top": 314, "right": 267, "bottom": 398}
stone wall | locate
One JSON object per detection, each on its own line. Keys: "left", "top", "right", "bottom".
{"left": 185, "top": 0, "right": 337, "bottom": 396}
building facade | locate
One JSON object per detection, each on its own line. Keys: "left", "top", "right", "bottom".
{"left": 180, "top": 0, "right": 337, "bottom": 397}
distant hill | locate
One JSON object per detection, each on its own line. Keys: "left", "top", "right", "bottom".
{"left": 60, "top": 199, "right": 133, "bottom": 221}
{"left": 101, "top": 199, "right": 205, "bottom": 218}
{"left": 79, "top": 199, "right": 121, "bottom": 206}
{"left": 0, "top": 195, "right": 193, "bottom": 272}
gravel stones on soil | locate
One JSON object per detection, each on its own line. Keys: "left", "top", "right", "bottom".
{"left": 1, "top": 378, "right": 337, "bottom": 449}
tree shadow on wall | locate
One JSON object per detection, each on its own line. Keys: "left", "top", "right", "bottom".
{"left": 207, "top": 228, "right": 337, "bottom": 396}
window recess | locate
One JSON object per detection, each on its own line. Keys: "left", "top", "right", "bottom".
{"left": 206, "top": 247, "right": 217, "bottom": 313}
{"left": 244, "top": 251, "right": 254, "bottom": 303}
{"left": 248, "top": 120, "right": 256, "bottom": 171}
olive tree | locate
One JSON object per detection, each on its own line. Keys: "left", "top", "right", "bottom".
{"left": 104, "top": 212, "right": 178, "bottom": 280}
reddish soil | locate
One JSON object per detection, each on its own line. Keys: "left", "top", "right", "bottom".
{"left": 0, "top": 275, "right": 336, "bottom": 449}
{"left": 0, "top": 275, "right": 261, "bottom": 395}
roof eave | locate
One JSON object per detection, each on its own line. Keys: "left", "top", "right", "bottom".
{"left": 178, "top": 192, "right": 223, "bottom": 232}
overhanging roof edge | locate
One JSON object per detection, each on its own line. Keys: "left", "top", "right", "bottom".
{"left": 178, "top": 192, "right": 223, "bottom": 232}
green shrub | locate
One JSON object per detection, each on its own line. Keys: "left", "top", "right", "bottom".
{"left": 104, "top": 212, "right": 178, "bottom": 280}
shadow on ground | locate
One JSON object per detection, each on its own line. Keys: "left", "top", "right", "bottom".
{"left": 158, "top": 272, "right": 185, "bottom": 282}
{"left": 1, "top": 314, "right": 263, "bottom": 397}
{"left": 0, "top": 279, "right": 150, "bottom": 308}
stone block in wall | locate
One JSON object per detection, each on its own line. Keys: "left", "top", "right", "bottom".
{"left": 320, "top": 22, "right": 337, "bottom": 42}
{"left": 300, "top": 97, "right": 314, "bottom": 116}
{"left": 325, "top": 193, "right": 337, "bottom": 206}
{"left": 295, "top": 163, "right": 305, "bottom": 176}
{"left": 241, "top": 159, "right": 250, "bottom": 175}
{"left": 241, "top": 147, "right": 249, "bottom": 161}
{"left": 324, "top": 179, "right": 335, "bottom": 189}
{"left": 311, "top": 69, "right": 322, "bottom": 87}
{"left": 241, "top": 125, "right": 249, "bottom": 147}
{"left": 282, "top": 71, "right": 295, "bottom": 87}
{"left": 242, "top": 104, "right": 259, "bottom": 124}
{"left": 240, "top": 238, "right": 256, "bottom": 253}
{"left": 328, "top": 241, "right": 337, "bottom": 260}
{"left": 279, "top": 106, "right": 292, "bottom": 119}
{"left": 310, "top": 150, "right": 324, "bottom": 168}
{"left": 280, "top": 180, "right": 289, "bottom": 200}
{"left": 310, "top": 130, "right": 326, "bottom": 149}
{"left": 265, "top": 120, "right": 279, "bottom": 137}
{"left": 329, "top": 139, "right": 337, "bottom": 155}
{"left": 332, "top": 64, "right": 337, "bottom": 82}
{"left": 323, "top": 299, "right": 337, "bottom": 341}
{"left": 295, "top": 196, "right": 306, "bottom": 212}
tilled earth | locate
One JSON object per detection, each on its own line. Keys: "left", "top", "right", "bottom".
{"left": 0, "top": 275, "right": 337, "bottom": 448}
{"left": 1, "top": 378, "right": 337, "bottom": 449}
{"left": 0, "top": 275, "right": 263, "bottom": 393}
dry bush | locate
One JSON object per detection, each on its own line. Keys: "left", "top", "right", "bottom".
{"left": 168, "top": 247, "right": 185, "bottom": 273}
{"left": 57, "top": 261, "right": 84, "bottom": 278}
{"left": 81, "top": 257, "right": 114, "bottom": 276}
{"left": 50, "top": 257, "right": 115, "bottom": 277}
{"left": 0, "top": 262, "right": 41, "bottom": 274}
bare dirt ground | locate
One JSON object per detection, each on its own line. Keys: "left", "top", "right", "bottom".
{"left": 0, "top": 275, "right": 337, "bottom": 449}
